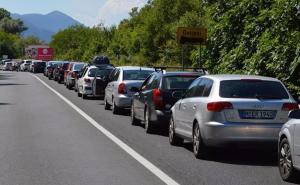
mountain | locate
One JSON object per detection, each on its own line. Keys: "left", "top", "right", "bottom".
{"left": 12, "top": 11, "right": 82, "bottom": 43}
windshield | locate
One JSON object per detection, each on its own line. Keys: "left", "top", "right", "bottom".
{"left": 220, "top": 80, "right": 289, "bottom": 99}
{"left": 123, "top": 70, "right": 153, "bottom": 80}
{"left": 162, "top": 76, "right": 199, "bottom": 90}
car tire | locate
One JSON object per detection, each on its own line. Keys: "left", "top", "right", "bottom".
{"left": 279, "top": 138, "right": 298, "bottom": 182}
{"left": 144, "top": 108, "right": 154, "bottom": 133}
{"left": 112, "top": 99, "right": 120, "bottom": 114}
{"left": 82, "top": 93, "right": 87, "bottom": 99}
{"left": 193, "top": 123, "right": 209, "bottom": 159}
{"left": 169, "top": 117, "right": 183, "bottom": 146}
{"left": 104, "top": 97, "right": 110, "bottom": 110}
{"left": 131, "top": 104, "right": 140, "bottom": 125}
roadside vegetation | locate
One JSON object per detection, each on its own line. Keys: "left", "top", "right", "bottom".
{"left": 0, "top": 8, "right": 44, "bottom": 59}
{"left": 1, "top": 0, "right": 300, "bottom": 95}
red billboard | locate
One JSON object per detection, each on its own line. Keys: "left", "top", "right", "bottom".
{"left": 37, "top": 48, "right": 54, "bottom": 61}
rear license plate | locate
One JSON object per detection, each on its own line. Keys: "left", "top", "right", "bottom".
{"left": 239, "top": 110, "right": 276, "bottom": 119}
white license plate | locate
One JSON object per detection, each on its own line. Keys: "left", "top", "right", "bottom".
{"left": 239, "top": 110, "right": 276, "bottom": 119}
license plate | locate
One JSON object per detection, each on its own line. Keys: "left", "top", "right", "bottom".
{"left": 239, "top": 110, "right": 276, "bottom": 119}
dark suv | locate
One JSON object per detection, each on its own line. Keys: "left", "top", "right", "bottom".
{"left": 131, "top": 71, "right": 202, "bottom": 133}
{"left": 53, "top": 62, "right": 69, "bottom": 83}
{"left": 92, "top": 64, "right": 115, "bottom": 97}
{"left": 32, "top": 61, "right": 46, "bottom": 73}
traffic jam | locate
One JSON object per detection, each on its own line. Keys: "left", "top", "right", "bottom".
{"left": 1, "top": 54, "right": 300, "bottom": 183}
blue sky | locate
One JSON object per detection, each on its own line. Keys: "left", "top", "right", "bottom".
{"left": 0, "top": 0, "right": 148, "bottom": 26}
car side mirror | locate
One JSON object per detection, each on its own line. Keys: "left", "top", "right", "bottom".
{"left": 130, "top": 86, "right": 140, "bottom": 92}
{"left": 288, "top": 109, "right": 300, "bottom": 119}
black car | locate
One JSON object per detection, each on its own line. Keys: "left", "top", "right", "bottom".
{"left": 131, "top": 71, "right": 202, "bottom": 133}
{"left": 53, "top": 62, "right": 69, "bottom": 83}
{"left": 92, "top": 64, "right": 115, "bottom": 97}
{"left": 47, "top": 61, "right": 62, "bottom": 79}
{"left": 31, "top": 61, "right": 46, "bottom": 73}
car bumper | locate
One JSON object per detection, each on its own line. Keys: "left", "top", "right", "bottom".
{"left": 202, "top": 122, "right": 283, "bottom": 147}
{"left": 69, "top": 78, "right": 75, "bottom": 86}
{"left": 114, "top": 95, "right": 132, "bottom": 108}
{"left": 150, "top": 110, "right": 171, "bottom": 125}
{"left": 82, "top": 85, "right": 93, "bottom": 95}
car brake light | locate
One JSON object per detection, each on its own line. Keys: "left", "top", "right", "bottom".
{"left": 72, "top": 72, "right": 77, "bottom": 78}
{"left": 84, "top": 78, "right": 91, "bottom": 83}
{"left": 152, "top": 88, "right": 164, "bottom": 109}
{"left": 207, "top": 102, "right": 233, "bottom": 112}
{"left": 118, "top": 82, "right": 127, "bottom": 94}
{"left": 282, "top": 103, "right": 299, "bottom": 111}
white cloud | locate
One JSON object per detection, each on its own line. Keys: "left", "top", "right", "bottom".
{"left": 99, "top": 0, "right": 148, "bottom": 26}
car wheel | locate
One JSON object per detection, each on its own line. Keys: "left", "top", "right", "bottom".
{"left": 279, "top": 138, "right": 298, "bottom": 182}
{"left": 145, "top": 108, "right": 154, "bottom": 133}
{"left": 77, "top": 89, "right": 81, "bottom": 97}
{"left": 104, "top": 97, "right": 110, "bottom": 110}
{"left": 131, "top": 104, "right": 140, "bottom": 125}
{"left": 112, "top": 99, "right": 120, "bottom": 114}
{"left": 82, "top": 92, "right": 87, "bottom": 99}
{"left": 193, "top": 123, "right": 209, "bottom": 159}
{"left": 169, "top": 117, "right": 183, "bottom": 146}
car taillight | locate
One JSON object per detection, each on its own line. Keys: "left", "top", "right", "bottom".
{"left": 152, "top": 88, "right": 164, "bottom": 109}
{"left": 84, "top": 78, "right": 91, "bottom": 83}
{"left": 207, "top": 102, "right": 233, "bottom": 112}
{"left": 118, "top": 82, "right": 127, "bottom": 94}
{"left": 72, "top": 72, "right": 77, "bottom": 78}
{"left": 282, "top": 103, "right": 299, "bottom": 111}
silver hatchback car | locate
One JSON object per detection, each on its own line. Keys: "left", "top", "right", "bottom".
{"left": 278, "top": 109, "right": 300, "bottom": 182}
{"left": 104, "top": 66, "right": 154, "bottom": 114}
{"left": 169, "top": 75, "right": 298, "bottom": 159}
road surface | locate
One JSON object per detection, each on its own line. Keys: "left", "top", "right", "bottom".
{"left": 0, "top": 71, "right": 297, "bottom": 185}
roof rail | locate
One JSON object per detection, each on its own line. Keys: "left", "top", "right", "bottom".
{"left": 153, "top": 66, "right": 208, "bottom": 74}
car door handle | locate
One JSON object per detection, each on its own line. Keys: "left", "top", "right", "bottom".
{"left": 182, "top": 105, "right": 186, "bottom": 109}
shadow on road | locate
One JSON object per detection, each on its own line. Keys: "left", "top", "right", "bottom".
{"left": 0, "top": 83, "right": 28, "bottom": 86}
{"left": 181, "top": 142, "right": 278, "bottom": 167}
{"left": 0, "top": 103, "right": 12, "bottom": 106}
{"left": 0, "top": 73, "right": 15, "bottom": 80}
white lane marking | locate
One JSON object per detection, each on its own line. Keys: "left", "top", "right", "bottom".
{"left": 33, "top": 75, "right": 180, "bottom": 185}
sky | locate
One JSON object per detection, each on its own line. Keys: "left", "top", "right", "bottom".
{"left": 0, "top": 0, "right": 148, "bottom": 26}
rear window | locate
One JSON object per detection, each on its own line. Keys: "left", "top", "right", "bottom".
{"left": 88, "top": 68, "right": 99, "bottom": 77}
{"left": 96, "top": 68, "right": 114, "bottom": 77}
{"left": 74, "top": 64, "right": 84, "bottom": 71}
{"left": 162, "top": 76, "right": 199, "bottom": 90}
{"left": 123, "top": 70, "right": 153, "bottom": 80}
{"left": 36, "top": 62, "right": 46, "bottom": 66}
{"left": 220, "top": 80, "right": 289, "bottom": 99}
{"left": 62, "top": 63, "right": 69, "bottom": 70}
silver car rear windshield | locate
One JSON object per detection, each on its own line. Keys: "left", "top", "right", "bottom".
{"left": 220, "top": 80, "right": 289, "bottom": 99}
{"left": 123, "top": 70, "right": 153, "bottom": 80}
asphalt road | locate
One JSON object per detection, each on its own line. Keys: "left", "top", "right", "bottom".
{"left": 0, "top": 71, "right": 298, "bottom": 185}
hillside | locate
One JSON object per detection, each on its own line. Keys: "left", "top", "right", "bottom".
{"left": 12, "top": 11, "right": 81, "bottom": 42}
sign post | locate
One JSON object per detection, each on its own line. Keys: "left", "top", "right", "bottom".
{"left": 176, "top": 27, "right": 207, "bottom": 70}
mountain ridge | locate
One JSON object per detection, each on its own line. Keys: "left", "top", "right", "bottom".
{"left": 12, "top": 11, "right": 82, "bottom": 43}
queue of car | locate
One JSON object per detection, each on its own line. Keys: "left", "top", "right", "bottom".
{"left": 3, "top": 57, "right": 299, "bottom": 182}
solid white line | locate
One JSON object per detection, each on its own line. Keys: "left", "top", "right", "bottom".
{"left": 32, "top": 75, "right": 180, "bottom": 185}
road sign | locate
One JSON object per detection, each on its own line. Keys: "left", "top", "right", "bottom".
{"left": 177, "top": 27, "right": 207, "bottom": 45}
{"left": 37, "top": 48, "right": 54, "bottom": 61}
{"left": 2, "top": 55, "right": 8, "bottom": 59}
